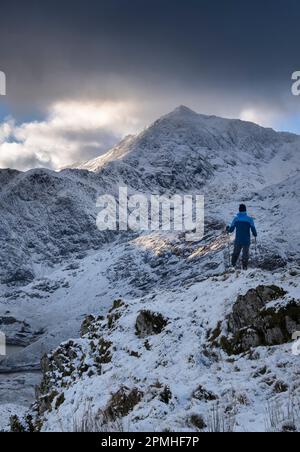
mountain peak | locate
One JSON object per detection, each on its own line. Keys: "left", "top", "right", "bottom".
{"left": 169, "top": 105, "right": 198, "bottom": 116}
{"left": 72, "top": 105, "right": 300, "bottom": 182}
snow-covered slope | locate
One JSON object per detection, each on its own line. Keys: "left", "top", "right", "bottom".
{"left": 0, "top": 168, "right": 118, "bottom": 286}
{"left": 0, "top": 106, "right": 299, "bottom": 286}
{"left": 76, "top": 106, "right": 300, "bottom": 195}
{"left": 1, "top": 106, "right": 300, "bottom": 432}
{"left": 11, "top": 270, "right": 300, "bottom": 433}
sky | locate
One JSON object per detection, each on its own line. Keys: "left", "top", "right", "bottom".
{"left": 0, "top": 0, "right": 300, "bottom": 171}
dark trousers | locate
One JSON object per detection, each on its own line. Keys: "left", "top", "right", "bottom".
{"left": 232, "top": 244, "right": 250, "bottom": 269}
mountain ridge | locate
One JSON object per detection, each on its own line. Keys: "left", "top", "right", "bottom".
{"left": 0, "top": 106, "right": 300, "bottom": 431}
{"left": 74, "top": 105, "right": 300, "bottom": 173}
{"left": 70, "top": 107, "right": 300, "bottom": 198}
{"left": 0, "top": 106, "right": 299, "bottom": 287}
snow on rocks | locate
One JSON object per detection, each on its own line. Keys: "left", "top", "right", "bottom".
{"left": 210, "top": 285, "right": 300, "bottom": 355}
{"left": 135, "top": 311, "right": 169, "bottom": 338}
{"left": 0, "top": 404, "right": 28, "bottom": 432}
{"left": 1, "top": 107, "right": 300, "bottom": 432}
{"left": 10, "top": 269, "right": 300, "bottom": 432}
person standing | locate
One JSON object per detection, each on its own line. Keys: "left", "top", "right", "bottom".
{"left": 226, "top": 204, "right": 258, "bottom": 270}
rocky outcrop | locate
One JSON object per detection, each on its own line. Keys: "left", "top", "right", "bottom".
{"left": 192, "top": 385, "right": 218, "bottom": 402}
{"left": 228, "top": 286, "right": 287, "bottom": 333}
{"left": 9, "top": 302, "right": 124, "bottom": 430}
{"left": 10, "top": 414, "right": 42, "bottom": 433}
{"left": 9, "top": 300, "right": 175, "bottom": 431}
{"left": 7, "top": 276, "right": 300, "bottom": 432}
{"left": 258, "top": 255, "right": 287, "bottom": 271}
{"left": 3, "top": 268, "right": 35, "bottom": 286}
{"left": 211, "top": 286, "right": 300, "bottom": 355}
{"left": 135, "top": 310, "right": 169, "bottom": 338}
{"left": 103, "top": 387, "right": 143, "bottom": 422}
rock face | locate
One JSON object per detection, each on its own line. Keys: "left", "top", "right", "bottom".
{"left": 228, "top": 286, "right": 287, "bottom": 333}
{"left": 258, "top": 255, "right": 287, "bottom": 271}
{"left": 11, "top": 302, "right": 173, "bottom": 431}
{"left": 1, "top": 107, "right": 300, "bottom": 286}
{"left": 0, "top": 168, "right": 115, "bottom": 286}
{"left": 192, "top": 385, "right": 218, "bottom": 402}
{"left": 135, "top": 310, "right": 168, "bottom": 338}
{"left": 2, "top": 107, "right": 300, "bottom": 432}
{"left": 12, "top": 301, "right": 127, "bottom": 429}
{"left": 215, "top": 286, "right": 300, "bottom": 355}
{"left": 103, "top": 387, "right": 143, "bottom": 422}
{"left": 7, "top": 277, "right": 300, "bottom": 432}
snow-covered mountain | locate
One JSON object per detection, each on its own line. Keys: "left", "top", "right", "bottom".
{"left": 76, "top": 106, "right": 300, "bottom": 195}
{"left": 0, "top": 106, "right": 299, "bottom": 286}
{"left": 0, "top": 106, "right": 300, "bottom": 432}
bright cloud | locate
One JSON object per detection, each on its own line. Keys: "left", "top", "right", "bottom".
{"left": 239, "top": 107, "right": 281, "bottom": 129}
{"left": 0, "top": 101, "right": 141, "bottom": 171}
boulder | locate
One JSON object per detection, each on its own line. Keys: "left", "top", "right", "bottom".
{"left": 214, "top": 286, "right": 300, "bottom": 355}
{"left": 228, "top": 286, "right": 287, "bottom": 333}
{"left": 103, "top": 386, "right": 143, "bottom": 422}
{"left": 135, "top": 310, "right": 168, "bottom": 338}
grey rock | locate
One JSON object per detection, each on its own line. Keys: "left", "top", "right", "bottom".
{"left": 216, "top": 286, "right": 300, "bottom": 355}
{"left": 135, "top": 310, "right": 168, "bottom": 338}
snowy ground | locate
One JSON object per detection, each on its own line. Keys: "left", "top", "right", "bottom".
{"left": 40, "top": 268, "right": 300, "bottom": 432}
{"left": 0, "top": 107, "right": 299, "bottom": 432}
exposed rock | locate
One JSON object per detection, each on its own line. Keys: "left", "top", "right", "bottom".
{"left": 158, "top": 385, "right": 172, "bottom": 404}
{"left": 80, "top": 315, "right": 97, "bottom": 337}
{"left": 3, "top": 268, "right": 35, "bottom": 286}
{"left": 146, "top": 382, "right": 173, "bottom": 406}
{"left": 258, "top": 255, "right": 287, "bottom": 271}
{"left": 109, "top": 299, "right": 125, "bottom": 312}
{"left": 192, "top": 385, "right": 218, "bottom": 402}
{"left": 38, "top": 390, "right": 59, "bottom": 416}
{"left": 29, "top": 313, "right": 117, "bottom": 427}
{"left": 32, "top": 279, "right": 65, "bottom": 294}
{"left": 228, "top": 286, "right": 287, "bottom": 333}
{"left": 38, "top": 340, "right": 89, "bottom": 404}
{"left": 55, "top": 392, "right": 65, "bottom": 410}
{"left": 80, "top": 314, "right": 105, "bottom": 339}
{"left": 107, "top": 312, "right": 122, "bottom": 330}
{"left": 213, "top": 286, "right": 300, "bottom": 355}
{"left": 10, "top": 414, "right": 41, "bottom": 433}
{"left": 274, "top": 380, "right": 289, "bottom": 394}
{"left": 95, "top": 338, "right": 112, "bottom": 364}
{"left": 0, "top": 317, "right": 22, "bottom": 326}
{"left": 103, "top": 387, "right": 143, "bottom": 422}
{"left": 220, "top": 330, "right": 261, "bottom": 356}
{"left": 189, "top": 414, "right": 207, "bottom": 431}
{"left": 135, "top": 310, "right": 168, "bottom": 338}
{"left": 281, "top": 422, "right": 297, "bottom": 433}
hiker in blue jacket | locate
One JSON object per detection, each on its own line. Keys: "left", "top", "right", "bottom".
{"left": 226, "top": 204, "right": 258, "bottom": 270}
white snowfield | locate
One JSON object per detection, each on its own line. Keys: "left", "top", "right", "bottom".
{"left": 0, "top": 106, "right": 299, "bottom": 432}
{"left": 41, "top": 270, "right": 300, "bottom": 433}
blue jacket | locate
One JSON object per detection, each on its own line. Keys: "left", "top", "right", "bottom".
{"left": 228, "top": 212, "right": 257, "bottom": 246}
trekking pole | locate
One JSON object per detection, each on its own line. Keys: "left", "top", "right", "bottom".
{"left": 254, "top": 237, "right": 258, "bottom": 265}
{"left": 225, "top": 229, "right": 231, "bottom": 268}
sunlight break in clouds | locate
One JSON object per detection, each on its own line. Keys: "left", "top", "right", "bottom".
{"left": 239, "top": 107, "right": 282, "bottom": 129}
{"left": 0, "top": 101, "right": 140, "bottom": 171}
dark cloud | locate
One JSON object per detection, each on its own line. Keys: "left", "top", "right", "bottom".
{"left": 0, "top": 0, "right": 299, "bottom": 110}
{"left": 0, "top": 0, "right": 300, "bottom": 171}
